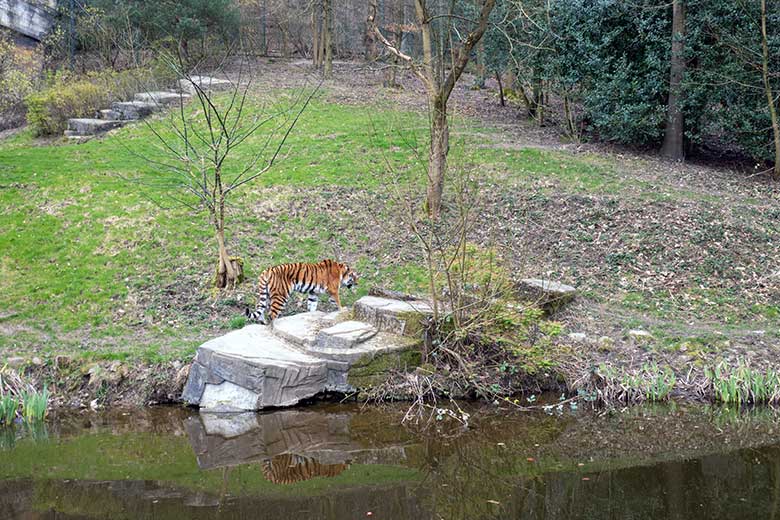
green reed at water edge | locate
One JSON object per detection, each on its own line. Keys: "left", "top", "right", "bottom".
{"left": 706, "top": 361, "right": 780, "bottom": 405}
{"left": 0, "top": 394, "right": 18, "bottom": 425}
{"left": 21, "top": 388, "right": 49, "bottom": 423}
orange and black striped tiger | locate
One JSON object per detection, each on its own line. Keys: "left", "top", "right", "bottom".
{"left": 246, "top": 259, "right": 358, "bottom": 324}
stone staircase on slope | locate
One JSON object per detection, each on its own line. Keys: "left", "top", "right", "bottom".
{"left": 182, "top": 295, "right": 433, "bottom": 412}
{"left": 64, "top": 76, "right": 233, "bottom": 139}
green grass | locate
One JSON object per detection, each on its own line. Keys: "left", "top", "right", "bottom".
{"left": 0, "top": 89, "right": 767, "bottom": 362}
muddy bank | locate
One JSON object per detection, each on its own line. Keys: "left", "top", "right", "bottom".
{"left": 9, "top": 357, "right": 188, "bottom": 409}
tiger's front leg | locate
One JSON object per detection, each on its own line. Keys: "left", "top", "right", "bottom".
{"left": 327, "top": 288, "right": 342, "bottom": 309}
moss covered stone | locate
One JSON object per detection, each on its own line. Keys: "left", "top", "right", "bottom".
{"left": 347, "top": 343, "right": 422, "bottom": 389}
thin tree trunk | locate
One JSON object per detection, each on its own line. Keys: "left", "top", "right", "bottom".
{"left": 496, "top": 70, "right": 504, "bottom": 106}
{"left": 428, "top": 95, "right": 448, "bottom": 218}
{"left": 661, "top": 0, "right": 686, "bottom": 160}
{"left": 760, "top": 0, "right": 780, "bottom": 180}
{"left": 323, "top": 0, "right": 333, "bottom": 77}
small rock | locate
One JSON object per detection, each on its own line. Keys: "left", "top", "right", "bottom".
{"left": 628, "top": 329, "right": 652, "bottom": 339}
{"left": 6, "top": 357, "right": 25, "bottom": 368}
{"left": 89, "top": 399, "right": 100, "bottom": 410}
{"left": 31, "top": 356, "right": 43, "bottom": 366}
{"left": 568, "top": 332, "right": 588, "bottom": 342}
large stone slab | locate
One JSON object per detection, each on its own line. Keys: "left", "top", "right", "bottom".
{"left": 183, "top": 299, "right": 424, "bottom": 411}
{"left": 65, "top": 118, "right": 126, "bottom": 136}
{"left": 516, "top": 278, "right": 576, "bottom": 310}
{"left": 184, "top": 324, "right": 330, "bottom": 411}
{"left": 353, "top": 295, "right": 433, "bottom": 336}
{"left": 134, "top": 91, "right": 191, "bottom": 105}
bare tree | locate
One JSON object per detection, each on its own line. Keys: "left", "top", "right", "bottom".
{"left": 136, "top": 61, "right": 319, "bottom": 288}
{"left": 369, "top": 0, "right": 496, "bottom": 218}
{"left": 760, "top": 0, "right": 780, "bottom": 179}
{"left": 661, "top": 0, "right": 685, "bottom": 161}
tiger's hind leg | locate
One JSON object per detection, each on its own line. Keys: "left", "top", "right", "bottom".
{"left": 246, "top": 278, "right": 271, "bottom": 324}
{"left": 267, "top": 289, "right": 290, "bottom": 323}
{"left": 307, "top": 292, "right": 319, "bottom": 312}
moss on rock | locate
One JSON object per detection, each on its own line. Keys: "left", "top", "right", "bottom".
{"left": 347, "top": 343, "right": 422, "bottom": 389}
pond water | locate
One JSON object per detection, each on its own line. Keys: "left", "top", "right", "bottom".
{"left": 1, "top": 401, "right": 780, "bottom": 519}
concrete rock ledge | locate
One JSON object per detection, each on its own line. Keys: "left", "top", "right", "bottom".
{"left": 183, "top": 296, "right": 429, "bottom": 412}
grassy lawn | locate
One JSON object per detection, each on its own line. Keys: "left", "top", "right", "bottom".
{"left": 0, "top": 87, "right": 776, "bottom": 363}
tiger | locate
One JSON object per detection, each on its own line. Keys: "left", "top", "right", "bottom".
{"left": 246, "top": 259, "right": 359, "bottom": 324}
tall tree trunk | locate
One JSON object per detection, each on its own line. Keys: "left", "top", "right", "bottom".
{"left": 760, "top": 0, "right": 780, "bottom": 180}
{"left": 323, "top": 0, "right": 333, "bottom": 77}
{"left": 365, "top": 0, "right": 378, "bottom": 61}
{"left": 662, "top": 0, "right": 686, "bottom": 160}
{"left": 427, "top": 95, "right": 448, "bottom": 218}
{"left": 259, "top": 0, "right": 267, "bottom": 56}
{"left": 311, "top": 3, "right": 321, "bottom": 67}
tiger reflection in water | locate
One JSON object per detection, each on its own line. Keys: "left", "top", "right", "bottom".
{"left": 261, "top": 453, "right": 349, "bottom": 484}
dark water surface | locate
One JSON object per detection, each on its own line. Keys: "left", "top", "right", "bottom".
{"left": 2, "top": 401, "right": 780, "bottom": 519}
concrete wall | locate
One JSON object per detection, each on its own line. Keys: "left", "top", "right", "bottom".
{"left": 0, "top": 0, "right": 57, "bottom": 41}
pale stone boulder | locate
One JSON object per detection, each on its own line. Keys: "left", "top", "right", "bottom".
{"left": 516, "top": 278, "right": 577, "bottom": 310}
{"left": 353, "top": 296, "right": 433, "bottom": 336}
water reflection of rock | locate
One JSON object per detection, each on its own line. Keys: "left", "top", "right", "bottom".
{"left": 185, "top": 410, "right": 408, "bottom": 477}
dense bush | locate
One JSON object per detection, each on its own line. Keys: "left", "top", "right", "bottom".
{"left": 26, "top": 75, "right": 108, "bottom": 135}
{"left": 486, "top": 0, "right": 780, "bottom": 165}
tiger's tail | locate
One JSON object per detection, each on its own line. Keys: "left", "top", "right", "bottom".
{"left": 246, "top": 273, "right": 270, "bottom": 324}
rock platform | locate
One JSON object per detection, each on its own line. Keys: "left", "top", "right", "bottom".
{"left": 182, "top": 296, "right": 431, "bottom": 412}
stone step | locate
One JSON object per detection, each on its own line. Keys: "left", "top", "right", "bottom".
{"left": 302, "top": 331, "right": 416, "bottom": 364}
{"left": 134, "top": 91, "right": 191, "bottom": 105}
{"left": 98, "top": 109, "right": 121, "bottom": 120}
{"left": 65, "top": 118, "right": 126, "bottom": 136}
{"left": 179, "top": 75, "right": 233, "bottom": 95}
{"left": 316, "top": 320, "right": 378, "bottom": 350}
{"left": 111, "top": 100, "right": 160, "bottom": 120}
{"left": 271, "top": 311, "right": 328, "bottom": 348}
{"left": 353, "top": 295, "right": 433, "bottom": 337}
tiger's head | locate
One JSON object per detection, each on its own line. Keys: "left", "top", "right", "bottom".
{"left": 339, "top": 262, "right": 359, "bottom": 289}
